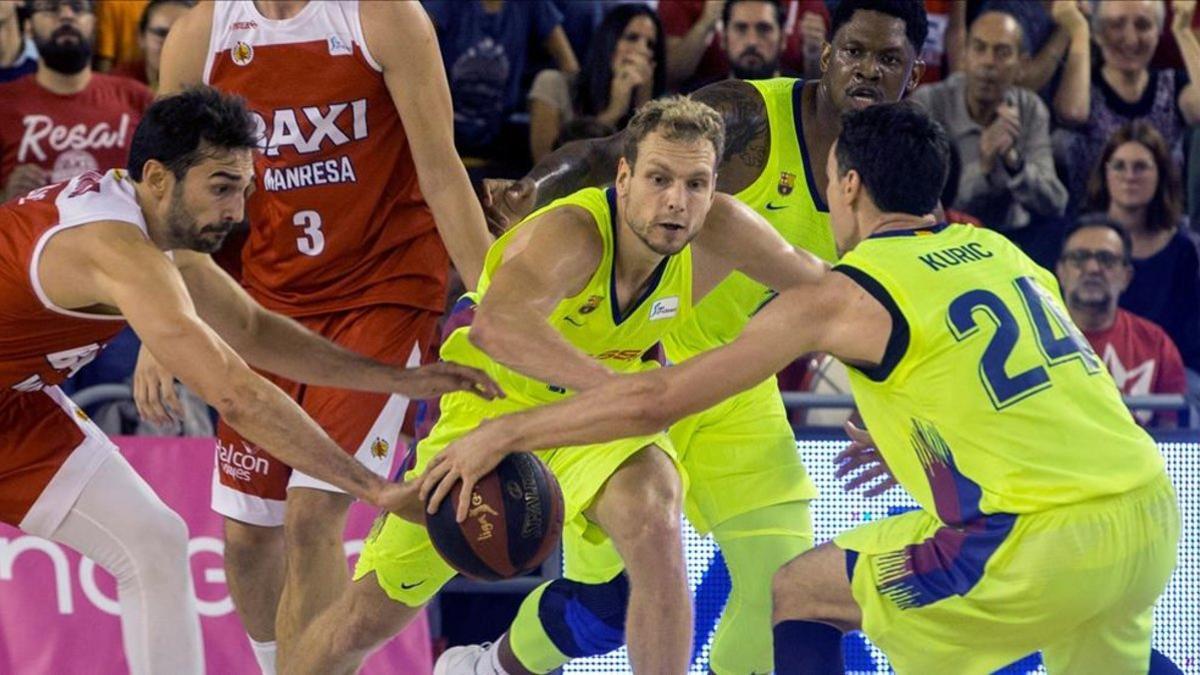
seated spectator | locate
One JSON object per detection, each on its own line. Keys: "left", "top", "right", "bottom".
{"left": 916, "top": 0, "right": 966, "bottom": 85}
{"left": 1086, "top": 121, "right": 1200, "bottom": 384}
{"left": 0, "top": 0, "right": 37, "bottom": 82}
{"left": 0, "top": 0, "right": 152, "bottom": 201}
{"left": 109, "top": 0, "right": 193, "bottom": 92}
{"left": 1057, "top": 216, "right": 1187, "bottom": 428}
{"left": 528, "top": 4, "right": 665, "bottom": 161}
{"left": 979, "top": 0, "right": 1089, "bottom": 104}
{"left": 1056, "top": 0, "right": 1200, "bottom": 208}
{"left": 910, "top": 11, "right": 1066, "bottom": 266}
{"left": 93, "top": 0, "right": 145, "bottom": 72}
{"left": 661, "top": 0, "right": 829, "bottom": 91}
{"left": 422, "top": 0, "right": 578, "bottom": 162}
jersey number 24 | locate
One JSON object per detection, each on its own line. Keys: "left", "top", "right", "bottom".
{"left": 947, "top": 277, "right": 1102, "bottom": 410}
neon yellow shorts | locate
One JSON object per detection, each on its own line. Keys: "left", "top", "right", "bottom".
{"left": 354, "top": 391, "right": 682, "bottom": 606}
{"left": 672, "top": 376, "right": 817, "bottom": 534}
{"left": 836, "top": 472, "right": 1179, "bottom": 674}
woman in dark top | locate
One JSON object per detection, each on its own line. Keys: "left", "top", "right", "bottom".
{"left": 1088, "top": 120, "right": 1200, "bottom": 373}
{"left": 1058, "top": 0, "right": 1200, "bottom": 209}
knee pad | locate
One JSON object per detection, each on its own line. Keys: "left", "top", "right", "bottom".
{"left": 539, "top": 573, "right": 631, "bottom": 658}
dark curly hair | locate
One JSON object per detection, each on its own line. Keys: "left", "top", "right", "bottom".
{"left": 127, "top": 86, "right": 258, "bottom": 181}
{"left": 830, "top": 0, "right": 928, "bottom": 54}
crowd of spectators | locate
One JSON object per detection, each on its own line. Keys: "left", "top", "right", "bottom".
{"left": 1, "top": 0, "right": 1197, "bottom": 428}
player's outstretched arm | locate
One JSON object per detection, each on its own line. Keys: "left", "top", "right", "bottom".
{"left": 691, "top": 194, "right": 829, "bottom": 299}
{"left": 420, "top": 273, "right": 891, "bottom": 518}
{"left": 47, "top": 224, "right": 422, "bottom": 521}
{"left": 170, "top": 250, "right": 501, "bottom": 398}
{"left": 469, "top": 208, "right": 614, "bottom": 392}
{"left": 363, "top": 1, "right": 492, "bottom": 290}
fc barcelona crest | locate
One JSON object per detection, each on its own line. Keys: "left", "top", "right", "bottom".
{"left": 579, "top": 295, "right": 603, "bottom": 315}
{"left": 777, "top": 172, "right": 796, "bottom": 196}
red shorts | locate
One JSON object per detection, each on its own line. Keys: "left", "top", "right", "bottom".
{"left": 0, "top": 386, "right": 117, "bottom": 535}
{"left": 210, "top": 305, "right": 438, "bottom": 527}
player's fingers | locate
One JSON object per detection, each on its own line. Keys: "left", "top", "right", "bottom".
{"left": 864, "top": 478, "right": 898, "bottom": 498}
{"left": 456, "top": 474, "right": 478, "bottom": 523}
{"left": 844, "top": 420, "right": 873, "bottom": 445}
{"left": 418, "top": 456, "right": 448, "bottom": 501}
{"left": 427, "top": 470, "right": 459, "bottom": 516}
{"left": 161, "top": 378, "right": 183, "bottom": 420}
{"left": 132, "top": 373, "right": 158, "bottom": 423}
{"left": 844, "top": 465, "right": 884, "bottom": 491}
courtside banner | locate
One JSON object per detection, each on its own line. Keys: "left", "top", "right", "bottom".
{"left": 0, "top": 436, "right": 432, "bottom": 674}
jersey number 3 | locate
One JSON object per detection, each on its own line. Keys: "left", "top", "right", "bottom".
{"left": 293, "top": 210, "right": 325, "bottom": 256}
{"left": 947, "top": 277, "right": 1101, "bottom": 410}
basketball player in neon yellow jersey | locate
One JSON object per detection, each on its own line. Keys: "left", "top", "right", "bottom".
{"left": 287, "top": 97, "right": 830, "bottom": 675}
{"left": 427, "top": 102, "right": 1179, "bottom": 674}
{"left": 468, "top": 2, "right": 929, "bottom": 672}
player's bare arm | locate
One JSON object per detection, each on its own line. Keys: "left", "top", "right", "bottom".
{"left": 155, "top": 0, "right": 212, "bottom": 95}
{"left": 171, "top": 249, "right": 501, "bottom": 398}
{"left": 421, "top": 270, "right": 890, "bottom": 517}
{"left": 41, "top": 221, "right": 422, "bottom": 521}
{"left": 484, "top": 80, "right": 770, "bottom": 229}
{"left": 362, "top": 0, "right": 491, "bottom": 289}
{"left": 468, "top": 207, "right": 615, "bottom": 392}
{"left": 691, "top": 193, "right": 828, "bottom": 300}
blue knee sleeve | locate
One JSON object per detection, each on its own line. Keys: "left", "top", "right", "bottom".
{"left": 538, "top": 573, "right": 630, "bottom": 658}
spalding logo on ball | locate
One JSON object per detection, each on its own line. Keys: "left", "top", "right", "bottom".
{"left": 426, "top": 452, "right": 564, "bottom": 581}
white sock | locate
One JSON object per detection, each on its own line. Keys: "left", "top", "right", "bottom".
{"left": 249, "top": 638, "right": 277, "bottom": 675}
{"left": 485, "top": 640, "right": 510, "bottom": 675}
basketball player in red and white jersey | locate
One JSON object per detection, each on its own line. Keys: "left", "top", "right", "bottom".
{"left": 152, "top": 1, "right": 494, "bottom": 671}
{"left": 0, "top": 88, "right": 492, "bottom": 675}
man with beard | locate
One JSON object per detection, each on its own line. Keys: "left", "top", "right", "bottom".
{"left": 0, "top": 0, "right": 151, "bottom": 201}
{"left": 0, "top": 87, "right": 494, "bottom": 675}
{"left": 471, "top": 2, "right": 927, "bottom": 673}
{"left": 1057, "top": 216, "right": 1187, "bottom": 428}
{"left": 722, "top": 0, "right": 787, "bottom": 81}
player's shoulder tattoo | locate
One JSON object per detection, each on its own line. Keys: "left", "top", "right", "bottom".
{"left": 691, "top": 80, "right": 770, "bottom": 171}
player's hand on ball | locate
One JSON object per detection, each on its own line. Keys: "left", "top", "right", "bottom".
{"left": 133, "top": 344, "right": 183, "bottom": 426}
{"left": 399, "top": 362, "right": 504, "bottom": 400}
{"left": 374, "top": 479, "right": 426, "bottom": 524}
{"left": 834, "top": 420, "right": 898, "bottom": 498}
{"left": 419, "top": 425, "right": 505, "bottom": 522}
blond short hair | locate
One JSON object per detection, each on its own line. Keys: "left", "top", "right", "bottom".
{"left": 622, "top": 96, "right": 726, "bottom": 169}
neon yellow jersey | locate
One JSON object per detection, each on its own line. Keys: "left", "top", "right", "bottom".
{"left": 663, "top": 78, "right": 837, "bottom": 361}
{"left": 440, "top": 187, "right": 694, "bottom": 406}
{"left": 838, "top": 223, "right": 1164, "bottom": 521}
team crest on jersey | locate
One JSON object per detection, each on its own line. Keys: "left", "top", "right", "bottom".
{"left": 579, "top": 295, "right": 603, "bottom": 315}
{"left": 231, "top": 41, "right": 254, "bottom": 66}
{"left": 370, "top": 437, "right": 390, "bottom": 459}
{"left": 777, "top": 172, "right": 796, "bottom": 196}
{"left": 327, "top": 34, "right": 352, "bottom": 56}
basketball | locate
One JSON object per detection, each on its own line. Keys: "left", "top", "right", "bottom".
{"left": 425, "top": 452, "right": 564, "bottom": 581}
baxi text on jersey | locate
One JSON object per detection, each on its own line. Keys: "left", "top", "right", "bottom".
{"left": 262, "top": 155, "right": 357, "bottom": 192}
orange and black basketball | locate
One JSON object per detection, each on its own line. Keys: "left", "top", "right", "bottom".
{"left": 426, "top": 452, "right": 564, "bottom": 581}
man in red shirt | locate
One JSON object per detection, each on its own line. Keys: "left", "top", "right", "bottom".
{"left": 0, "top": 0, "right": 151, "bottom": 201}
{"left": 661, "top": 0, "right": 829, "bottom": 90}
{"left": 1057, "top": 217, "right": 1188, "bottom": 427}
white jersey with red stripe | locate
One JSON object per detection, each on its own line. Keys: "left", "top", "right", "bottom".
{"left": 202, "top": 0, "right": 448, "bottom": 318}
{"left": 0, "top": 169, "right": 145, "bottom": 391}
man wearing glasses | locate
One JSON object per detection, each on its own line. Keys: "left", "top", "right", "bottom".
{"left": 0, "top": 0, "right": 152, "bottom": 201}
{"left": 1056, "top": 215, "right": 1187, "bottom": 427}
